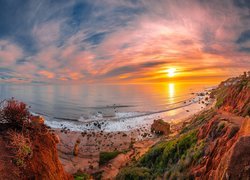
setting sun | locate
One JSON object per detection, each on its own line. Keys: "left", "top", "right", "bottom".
{"left": 167, "top": 68, "right": 176, "bottom": 77}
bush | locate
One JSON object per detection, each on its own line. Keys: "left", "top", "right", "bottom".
{"left": 1, "top": 99, "right": 30, "bottom": 128}
{"left": 228, "top": 126, "right": 240, "bottom": 139}
{"left": 7, "top": 130, "right": 33, "bottom": 168}
{"left": 99, "top": 151, "right": 121, "bottom": 165}
{"left": 181, "top": 109, "right": 216, "bottom": 134}
{"left": 73, "top": 171, "right": 91, "bottom": 180}
{"left": 139, "top": 130, "right": 198, "bottom": 175}
{"left": 116, "top": 167, "right": 152, "bottom": 180}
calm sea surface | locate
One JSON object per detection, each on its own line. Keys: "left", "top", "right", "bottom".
{"left": 0, "top": 83, "right": 216, "bottom": 130}
{"left": 0, "top": 83, "right": 214, "bottom": 118}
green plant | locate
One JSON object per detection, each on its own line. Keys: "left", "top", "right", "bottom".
{"left": 116, "top": 167, "right": 152, "bottom": 180}
{"left": 7, "top": 130, "right": 33, "bottom": 168}
{"left": 215, "top": 97, "right": 224, "bottom": 108}
{"left": 99, "top": 151, "right": 121, "bottom": 165}
{"left": 73, "top": 170, "right": 91, "bottom": 180}
{"left": 228, "top": 126, "right": 240, "bottom": 139}
{"left": 139, "top": 130, "right": 198, "bottom": 175}
{"left": 181, "top": 109, "right": 216, "bottom": 134}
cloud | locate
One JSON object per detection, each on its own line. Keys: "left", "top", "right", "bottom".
{"left": 0, "top": 0, "right": 249, "bottom": 83}
{"left": 0, "top": 40, "right": 23, "bottom": 67}
{"left": 32, "top": 20, "right": 63, "bottom": 48}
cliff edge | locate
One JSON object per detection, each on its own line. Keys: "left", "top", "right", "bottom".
{"left": 0, "top": 99, "right": 72, "bottom": 179}
{"left": 117, "top": 72, "right": 250, "bottom": 179}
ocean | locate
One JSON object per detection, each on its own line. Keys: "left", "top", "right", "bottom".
{"left": 0, "top": 83, "right": 215, "bottom": 132}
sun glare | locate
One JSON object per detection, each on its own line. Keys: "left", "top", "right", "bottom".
{"left": 167, "top": 68, "right": 176, "bottom": 77}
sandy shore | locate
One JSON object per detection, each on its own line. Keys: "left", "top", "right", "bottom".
{"left": 53, "top": 91, "right": 214, "bottom": 177}
{"left": 55, "top": 128, "right": 157, "bottom": 174}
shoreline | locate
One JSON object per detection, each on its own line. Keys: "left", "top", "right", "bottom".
{"left": 46, "top": 90, "right": 213, "bottom": 133}
{"left": 54, "top": 90, "right": 214, "bottom": 176}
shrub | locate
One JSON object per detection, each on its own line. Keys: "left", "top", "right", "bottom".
{"left": 139, "top": 141, "right": 168, "bottom": 169}
{"left": 181, "top": 109, "right": 216, "bottom": 134}
{"left": 139, "top": 130, "right": 198, "bottom": 175}
{"left": 73, "top": 170, "right": 91, "bottom": 180}
{"left": 228, "top": 126, "right": 240, "bottom": 139}
{"left": 116, "top": 167, "right": 152, "bottom": 180}
{"left": 1, "top": 99, "right": 30, "bottom": 128}
{"left": 7, "top": 130, "right": 33, "bottom": 168}
{"left": 99, "top": 151, "right": 121, "bottom": 165}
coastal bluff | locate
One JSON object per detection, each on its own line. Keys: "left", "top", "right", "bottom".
{"left": 117, "top": 72, "right": 250, "bottom": 179}
{"left": 0, "top": 100, "right": 72, "bottom": 180}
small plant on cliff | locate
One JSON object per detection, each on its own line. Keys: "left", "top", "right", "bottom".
{"left": 99, "top": 151, "right": 122, "bottom": 165}
{"left": 116, "top": 167, "right": 152, "bottom": 180}
{"left": 228, "top": 125, "right": 240, "bottom": 139}
{"left": 1, "top": 99, "right": 30, "bottom": 129}
{"left": 139, "top": 130, "right": 198, "bottom": 175}
{"left": 6, "top": 130, "right": 33, "bottom": 168}
{"left": 73, "top": 170, "right": 91, "bottom": 180}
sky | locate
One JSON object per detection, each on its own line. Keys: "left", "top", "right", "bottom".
{"left": 0, "top": 0, "right": 250, "bottom": 84}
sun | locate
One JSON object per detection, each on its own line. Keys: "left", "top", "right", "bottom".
{"left": 166, "top": 68, "right": 176, "bottom": 77}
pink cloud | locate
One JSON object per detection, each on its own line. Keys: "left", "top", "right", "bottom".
{"left": 0, "top": 40, "right": 23, "bottom": 67}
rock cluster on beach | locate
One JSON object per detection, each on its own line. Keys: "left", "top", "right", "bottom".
{"left": 151, "top": 119, "right": 171, "bottom": 135}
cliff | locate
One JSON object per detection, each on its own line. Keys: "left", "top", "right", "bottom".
{"left": 117, "top": 73, "right": 250, "bottom": 179}
{"left": 0, "top": 99, "right": 72, "bottom": 179}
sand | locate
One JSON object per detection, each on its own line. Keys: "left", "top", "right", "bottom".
{"left": 54, "top": 92, "right": 214, "bottom": 178}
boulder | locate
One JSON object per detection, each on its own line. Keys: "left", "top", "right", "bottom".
{"left": 30, "top": 115, "right": 45, "bottom": 124}
{"left": 73, "top": 138, "right": 81, "bottom": 156}
{"left": 151, "top": 119, "right": 171, "bottom": 135}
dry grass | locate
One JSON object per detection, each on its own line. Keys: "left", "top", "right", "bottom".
{"left": 1, "top": 99, "right": 30, "bottom": 129}
{"left": 6, "top": 130, "right": 33, "bottom": 168}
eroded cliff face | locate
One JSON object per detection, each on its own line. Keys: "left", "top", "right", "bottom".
{"left": 191, "top": 113, "right": 250, "bottom": 179}
{"left": 26, "top": 125, "right": 72, "bottom": 180}
{"left": 215, "top": 75, "right": 250, "bottom": 117}
{"left": 117, "top": 74, "right": 250, "bottom": 179}
{"left": 0, "top": 99, "right": 72, "bottom": 180}
{"left": 191, "top": 75, "right": 250, "bottom": 179}
{"left": 0, "top": 124, "right": 72, "bottom": 180}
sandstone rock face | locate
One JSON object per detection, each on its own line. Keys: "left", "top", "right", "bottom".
{"left": 192, "top": 115, "right": 250, "bottom": 179}
{"left": 0, "top": 123, "right": 72, "bottom": 180}
{"left": 151, "top": 119, "right": 170, "bottom": 135}
{"left": 73, "top": 138, "right": 81, "bottom": 156}
{"left": 216, "top": 76, "right": 250, "bottom": 117}
{"left": 27, "top": 127, "right": 73, "bottom": 180}
{"left": 214, "top": 118, "right": 250, "bottom": 179}
{"left": 30, "top": 115, "right": 45, "bottom": 124}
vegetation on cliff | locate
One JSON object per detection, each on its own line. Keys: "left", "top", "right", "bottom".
{"left": 213, "top": 72, "right": 250, "bottom": 116}
{"left": 0, "top": 99, "right": 72, "bottom": 179}
{"left": 117, "top": 73, "right": 250, "bottom": 179}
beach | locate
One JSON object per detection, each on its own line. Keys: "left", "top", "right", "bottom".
{"left": 54, "top": 90, "right": 214, "bottom": 177}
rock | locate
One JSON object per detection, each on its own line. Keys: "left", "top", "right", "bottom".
{"left": 73, "top": 138, "right": 81, "bottom": 156}
{"left": 151, "top": 119, "right": 171, "bottom": 135}
{"left": 30, "top": 115, "right": 45, "bottom": 124}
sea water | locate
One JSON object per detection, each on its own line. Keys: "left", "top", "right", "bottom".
{"left": 0, "top": 83, "right": 215, "bottom": 131}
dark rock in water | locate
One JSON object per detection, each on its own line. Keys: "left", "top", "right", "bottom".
{"left": 151, "top": 119, "right": 171, "bottom": 135}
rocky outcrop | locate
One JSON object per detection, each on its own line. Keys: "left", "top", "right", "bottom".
{"left": 118, "top": 73, "right": 250, "bottom": 179}
{"left": 0, "top": 100, "right": 72, "bottom": 180}
{"left": 212, "top": 118, "right": 250, "bottom": 179}
{"left": 215, "top": 75, "right": 250, "bottom": 117}
{"left": 151, "top": 119, "right": 170, "bottom": 135}
{"left": 191, "top": 113, "right": 248, "bottom": 179}
{"left": 26, "top": 125, "right": 72, "bottom": 180}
